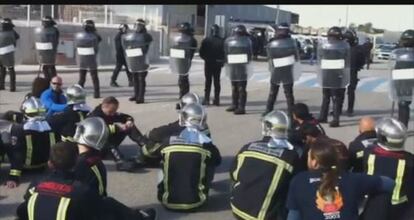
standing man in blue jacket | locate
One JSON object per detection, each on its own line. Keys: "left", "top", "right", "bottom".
{"left": 40, "top": 76, "right": 67, "bottom": 118}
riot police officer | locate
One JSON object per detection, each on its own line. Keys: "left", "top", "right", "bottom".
{"left": 169, "top": 22, "right": 197, "bottom": 99}
{"left": 34, "top": 16, "right": 60, "bottom": 82}
{"left": 199, "top": 24, "right": 225, "bottom": 106}
{"left": 110, "top": 23, "right": 132, "bottom": 87}
{"left": 2, "top": 97, "right": 56, "bottom": 188}
{"left": 230, "top": 110, "right": 301, "bottom": 220}
{"left": 342, "top": 28, "right": 365, "bottom": 116}
{"left": 224, "top": 25, "right": 253, "bottom": 115}
{"left": 123, "top": 19, "right": 153, "bottom": 104}
{"left": 317, "top": 26, "right": 350, "bottom": 127}
{"left": 75, "top": 19, "right": 102, "bottom": 98}
{"left": 264, "top": 23, "right": 301, "bottom": 119}
{"left": 47, "top": 84, "right": 90, "bottom": 142}
{"left": 0, "top": 18, "right": 19, "bottom": 92}
{"left": 390, "top": 29, "right": 414, "bottom": 127}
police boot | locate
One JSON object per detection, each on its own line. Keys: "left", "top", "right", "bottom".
{"left": 330, "top": 99, "right": 341, "bottom": 128}
{"left": 8, "top": 67, "right": 16, "bottom": 92}
{"left": 0, "top": 66, "right": 6, "bottom": 90}
{"left": 213, "top": 90, "right": 220, "bottom": 106}
{"left": 136, "top": 76, "right": 146, "bottom": 104}
{"left": 127, "top": 71, "right": 133, "bottom": 87}
{"left": 202, "top": 92, "right": 210, "bottom": 106}
{"left": 234, "top": 89, "right": 246, "bottom": 115}
{"left": 110, "top": 81, "right": 120, "bottom": 87}
{"left": 91, "top": 70, "right": 100, "bottom": 98}
{"left": 226, "top": 85, "right": 239, "bottom": 112}
{"left": 264, "top": 91, "right": 277, "bottom": 116}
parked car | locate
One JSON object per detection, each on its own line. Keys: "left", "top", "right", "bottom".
{"left": 376, "top": 44, "right": 396, "bottom": 60}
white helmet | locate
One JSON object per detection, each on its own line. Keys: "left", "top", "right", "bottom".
{"left": 178, "top": 103, "right": 207, "bottom": 130}
{"left": 20, "top": 97, "right": 47, "bottom": 119}
{"left": 66, "top": 84, "right": 87, "bottom": 105}
{"left": 261, "top": 110, "right": 290, "bottom": 139}
{"left": 376, "top": 117, "right": 407, "bottom": 150}
{"left": 179, "top": 92, "right": 200, "bottom": 109}
{"left": 73, "top": 117, "right": 109, "bottom": 151}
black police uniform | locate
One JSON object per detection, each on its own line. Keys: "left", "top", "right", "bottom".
{"left": 157, "top": 135, "right": 221, "bottom": 211}
{"left": 0, "top": 29, "right": 19, "bottom": 91}
{"left": 5, "top": 123, "right": 56, "bottom": 183}
{"left": 230, "top": 140, "right": 301, "bottom": 220}
{"left": 199, "top": 31, "right": 225, "bottom": 105}
{"left": 74, "top": 149, "right": 107, "bottom": 197}
{"left": 179, "top": 37, "right": 197, "bottom": 99}
{"left": 88, "top": 105, "right": 146, "bottom": 162}
{"left": 41, "top": 26, "right": 60, "bottom": 81}
{"left": 345, "top": 44, "right": 365, "bottom": 115}
{"left": 111, "top": 30, "right": 132, "bottom": 86}
{"left": 348, "top": 130, "right": 376, "bottom": 173}
{"left": 77, "top": 32, "right": 102, "bottom": 99}
{"left": 47, "top": 105, "right": 89, "bottom": 142}
{"left": 141, "top": 120, "right": 211, "bottom": 164}
{"left": 16, "top": 170, "right": 100, "bottom": 220}
{"left": 361, "top": 145, "right": 414, "bottom": 220}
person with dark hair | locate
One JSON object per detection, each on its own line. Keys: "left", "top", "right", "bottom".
{"left": 28, "top": 77, "right": 51, "bottom": 98}
{"left": 292, "top": 103, "right": 325, "bottom": 136}
{"left": 40, "top": 76, "right": 67, "bottom": 118}
{"left": 360, "top": 118, "right": 414, "bottom": 220}
{"left": 88, "top": 96, "right": 147, "bottom": 172}
{"left": 199, "top": 24, "right": 225, "bottom": 106}
{"left": 230, "top": 110, "right": 301, "bottom": 220}
{"left": 16, "top": 141, "right": 101, "bottom": 220}
{"left": 110, "top": 23, "right": 131, "bottom": 87}
{"left": 286, "top": 137, "right": 395, "bottom": 220}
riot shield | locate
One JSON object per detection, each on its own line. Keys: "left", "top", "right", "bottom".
{"left": 34, "top": 27, "right": 58, "bottom": 65}
{"left": 267, "top": 38, "right": 302, "bottom": 84}
{"left": 0, "top": 119, "right": 12, "bottom": 145}
{"left": 75, "top": 32, "right": 99, "bottom": 70}
{"left": 389, "top": 47, "right": 414, "bottom": 102}
{"left": 317, "top": 39, "right": 350, "bottom": 88}
{"left": 122, "top": 32, "right": 151, "bottom": 73}
{"left": 0, "top": 30, "right": 16, "bottom": 67}
{"left": 224, "top": 35, "right": 253, "bottom": 81}
{"left": 169, "top": 33, "right": 195, "bottom": 75}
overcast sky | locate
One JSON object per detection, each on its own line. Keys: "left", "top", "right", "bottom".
{"left": 266, "top": 5, "right": 414, "bottom": 31}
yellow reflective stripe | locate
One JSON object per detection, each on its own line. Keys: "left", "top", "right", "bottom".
{"left": 27, "top": 192, "right": 39, "bottom": 220}
{"left": 232, "top": 155, "right": 246, "bottom": 181}
{"left": 91, "top": 165, "right": 104, "bottom": 196}
{"left": 49, "top": 132, "right": 56, "bottom": 145}
{"left": 13, "top": 114, "right": 17, "bottom": 122}
{"left": 237, "top": 150, "right": 293, "bottom": 219}
{"left": 23, "top": 163, "right": 47, "bottom": 169}
{"left": 28, "top": 187, "right": 35, "bottom": 195}
{"left": 161, "top": 145, "right": 211, "bottom": 210}
{"left": 56, "top": 197, "right": 71, "bottom": 220}
{"left": 392, "top": 159, "right": 407, "bottom": 205}
{"left": 161, "top": 145, "right": 211, "bottom": 157}
{"left": 356, "top": 151, "right": 364, "bottom": 158}
{"left": 25, "top": 135, "right": 33, "bottom": 166}
{"left": 367, "top": 154, "right": 376, "bottom": 175}
{"left": 108, "top": 124, "right": 116, "bottom": 134}
{"left": 61, "top": 136, "right": 75, "bottom": 142}
{"left": 142, "top": 143, "right": 161, "bottom": 158}
{"left": 10, "top": 169, "right": 22, "bottom": 176}
{"left": 231, "top": 203, "right": 257, "bottom": 220}
{"left": 78, "top": 112, "right": 84, "bottom": 121}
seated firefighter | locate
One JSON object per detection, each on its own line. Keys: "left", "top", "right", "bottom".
{"left": 88, "top": 96, "right": 147, "bottom": 172}
{"left": 2, "top": 97, "right": 57, "bottom": 188}
{"left": 47, "top": 84, "right": 91, "bottom": 142}
{"left": 230, "top": 110, "right": 302, "bottom": 220}
{"left": 72, "top": 116, "right": 157, "bottom": 220}
{"left": 138, "top": 92, "right": 211, "bottom": 165}
{"left": 156, "top": 103, "right": 221, "bottom": 211}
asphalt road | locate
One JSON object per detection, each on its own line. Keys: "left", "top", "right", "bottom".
{"left": 0, "top": 57, "right": 412, "bottom": 220}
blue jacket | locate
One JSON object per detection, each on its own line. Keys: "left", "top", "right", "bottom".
{"left": 40, "top": 87, "right": 67, "bottom": 117}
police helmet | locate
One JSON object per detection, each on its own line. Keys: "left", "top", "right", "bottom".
{"left": 343, "top": 29, "right": 358, "bottom": 46}
{"left": 66, "top": 84, "right": 87, "bottom": 105}
{"left": 83, "top": 19, "right": 96, "bottom": 32}
{"left": 20, "top": 97, "right": 47, "bottom": 118}
{"left": 275, "top": 22, "right": 290, "bottom": 39}
{"left": 179, "top": 92, "right": 200, "bottom": 109}
{"left": 134, "top": 19, "right": 146, "bottom": 33}
{"left": 233, "top": 25, "right": 247, "bottom": 36}
{"left": 73, "top": 117, "right": 109, "bottom": 151}
{"left": 327, "top": 26, "right": 343, "bottom": 40}
{"left": 261, "top": 110, "right": 290, "bottom": 139}
{"left": 399, "top": 29, "right": 414, "bottom": 48}
{"left": 210, "top": 24, "right": 220, "bottom": 37}
{"left": 42, "top": 16, "right": 56, "bottom": 27}
{"left": 1, "top": 18, "right": 14, "bottom": 31}
{"left": 118, "top": 23, "right": 129, "bottom": 33}
{"left": 376, "top": 117, "right": 407, "bottom": 150}
{"left": 178, "top": 22, "right": 192, "bottom": 34}
{"left": 178, "top": 103, "right": 207, "bottom": 130}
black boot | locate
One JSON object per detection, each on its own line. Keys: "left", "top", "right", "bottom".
{"left": 0, "top": 67, "right": 5, "bottom": 90}
{"left": 226, "top": 85, "right": 239, "bottom": 112}
{"left": 318, "top": 89, "right": 330, "bottom": 123}
{"left": 213, "top": 89, "right": 220, "bottom": 106}
{"left": 136, "top": 75, "right": 146, "bottom": 104}
{"left": 9, "top": 67, "right": 16, "bottom": 92}
{"left": 234, "top": 89, "right": 246, "bottom": 115}
{"left": 111, "top": 147, "right": 136, "bottom": 172}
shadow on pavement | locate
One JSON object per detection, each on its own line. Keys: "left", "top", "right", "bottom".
{"left": 0, "top": 202, "right": 21, "bottom": 218}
